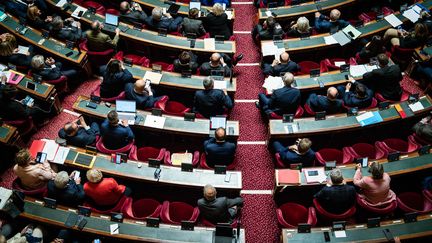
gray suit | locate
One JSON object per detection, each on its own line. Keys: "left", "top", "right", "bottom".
{"left": 197, "top": 197, "right": 243, "bottom": 224}
{"left": 181, "top": 18, "right": 206, "bottom": 37}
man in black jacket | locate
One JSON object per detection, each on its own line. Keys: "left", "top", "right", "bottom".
{"left": 199, "top": 53, "right": 232, "bottom": 77}
{"left": 337, "top": 82, "right": 373, "bottom": 108}
{"left": 145, "top": 7, "right": 183, "bottom": 33}
{"left": 51, "top": 16, "right": 83, "bottom": 42}
{"left": 204, "top": 128, "right": 236, "bottom": 167}
{"left": 193, "top": 77, "right": 233, "bottom": 118}
{"left": 58, "top": 116, "right": 100, "bottom": 148}
{"left": 262, "top": 52, "right": 300, "bottom": 76}
{"left": 31, "top": 55, "right": 78, "bottom": 81}
{"left": 252, "top": 16, "right": 284, "bottom": 41}
{"left": 306, "top": 87, "right": 343, "bottom": 114}
{"left": 119, "top": 1, "right": 148, "bottom": 25}
{"left": 124, "top": 79, "right": 163, "bottom": 109}
{"left": 197, "top": 184, "right": 243, "bottom": 224}
{"left": 47, "top": 171, "right": 85, "bottom": 207}
{"left": 413, "top": 116, "right": 432, "bottom": 143}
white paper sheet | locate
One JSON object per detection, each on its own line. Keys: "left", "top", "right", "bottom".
{"left": 324, "top": 35, "right": 338, "bottom": 45}
{"left": 384, "top": 14, "right": 403, "bottom": 27}
{"left": 41, "top": 139, "right": 59, "bottom": 161}
{"left": 274, "top": 48, "right": 286, "bottom": 61}
{"left": 213, "top": 80, "right": 227, "bottom": 90}
{"left": 334, "top": 230, "right": 347, "bottom": 238}
{"left": 349, "top": 65, "right": 368, "bottom": 77}
{"left": 226, "top": 10, "right": 233, "bottom": 20}
{"left": 342, "top": 24, "right": 362, "bottom": 40}
{"left": 403, "top": 9, "right": 420, "bottom": 23}
{"left": 409, "top": 101, "right": 425, "bottom": 112}
{"left": 265, "top": 11, "right": 272, "bottom": 17}
{"left": 56, "top": 0, "right": 67, "bottom": 7}
{"left": 262, "top": 42, "right": 278, "bottom": 56}
{"left": 412, "top": 5, "right": 422, "bottom": 14}
{"left": 52, "top": 147, "right": 70, "bottom": 165}
{"left": 334, "top": 61, "right": 346, "bottom": 67}
{"left": 356, "top": 111, "right": 374, "bottom": 122}
{"left": 144, "top": 115, "right": 166, "bottom": 129}
{"left": 17, "top": 45, "right": 29, "bottom": 55}
{"left": 332, "top": 31, "right": 351, "bottom": 46}
{"left": 262, "top": 76, "right": 284, "bottom": 94}
{"left": 71, "top": 6, "right": 87, "bottom": 19}
{"left": 110, "top": 224, "right": 119, "bottom": 235}
{"left": 204, "top": 38, "right": 216, "bottom": 51}
{"left": 143, "top": 71, "right": 162, "bottom": 85}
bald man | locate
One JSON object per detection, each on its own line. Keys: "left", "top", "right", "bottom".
{"left": 204, "top": 128, "right": 236, "bottom": 167}
{"left": 199, "top": 53, "right": 232, "bottom": 77}
{"left": 306, "top": 87, "right": 343, "bottom": 114}
{"left": 119, "top": 1, "right": 148, "bottom": 25}
{"left": 124, "top": 79, "right": 163, "bottom": 109}
{"left": 197, "top": 184, "right": 244, "bottom": 224}
{"left": 262, "top": 51, "right": 300, "bottom": 76}
{"left": 314, "top": 9, "right": 349, "bottom": 33}
{"left": 84, "top": 20, "right": 120, "bottom": 52}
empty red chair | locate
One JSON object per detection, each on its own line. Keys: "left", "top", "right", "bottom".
{"left": 268, "top": 106, "right": 304, "bottom": 119}
{"left": 390, "top": 45, "right": 415, "bottom": 69}
{"left": 79, "top": 41, "right": 115, "bottom": 69}
{"left": 356, "top": 195, "right": 397, "bottom": 215}
{"left": 319, "top": 58, "right": 357, "bottom": 73}
{"left": 423, "top": 190, "right": 432, "bottom": 202}
{"left": 113, "top": 51, "right": 150, "bottom": 67}
{"left": 199, "top": 153, "right": 237, "bottom": 170}
{"left": 375, "top": 89, "right": 410, "bottom": 103}
{"left": 409, "top": 133, "right": 430, "bottom": 146}
{"left": 316, "top": 148, "right": 353, "bottom": 165}
{"left": 397, "top": 192, "right": 432, "bottom": 213}
{"left": 82, "top": 1, "right": 106, "bottom": 15}
{"left": 313, "top": 198, "right": 356, "bottom": 221}
{"left": 303, "top": 103, "right": 316, "bottom": 116}
{"left": 164, "top": 150, "right": 200, "bottom": 167}
{"left": 96, "top": 138, "right": 136, "bottom": 156}
{"left": 106, "top": 8, "right": 120, "bottom": 16}
{"left": 277, "top": 202, "right": 317, "bottom": 228}
{"left": 12, "top": 178, "right": 47, "bottom": 197}
{"left": 4, "top": 117, "right": 36, "bottom": 136}
{"left": 297, "top": 61, "right": 320, "bottom": 75}
{"left": 375, "top": 138, "right": 420, "bottom": 157}
{"left": 154, "top": 98, "right": 191, "bottom": 116}
{"left": 129, "top": 146, "right": 166, "bottom": 162}
{"left": 160, "top": 201, "right": 200, "bottom": 225}
{"left": 342, "top": 142, "right": 385, "bottom": 160}
{"left": 122, "top": 198, "right": 162, "bottom": 219}
{"left": 85, "top": 195, "right": 130, "bottom": 214}
{"left": 151, "top": 61, "right": 174, "bottom": 72}
{"left": 91, "top": 84, "right": 126, "bottom": 102}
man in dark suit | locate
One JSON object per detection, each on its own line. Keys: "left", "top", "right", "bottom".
{"left": 119, "top": 1, "right": 148, "bottom": 25}
{"left": 252, "top": 16, "right": 284, "bottom": 41}
{"left": 204, "top": 128, "right": 236, "bottom": 167}
{"left": 47, "top": 171, "right": 85, "bottom": 207}
{"left": 358, "top": 54, "right": 402, "bottom": 101}
{"left": 306, "top": 87, "right": 343, "bottom": 114}
{"left": 273, "top": 138, "right": 316, "bottom": 167}
{"left": 30, "top": 55, "right": 78, "bottom": 81}
{"left": 193, "top": 77, "right": 233, "bottom": 118}
{"left": 100, "top": 110, "right": 135, "bottom": 150}
{"left": 51, "top": 16, "right": 83, "bottom": 42}
{"left": 262, "top": 52, "right": 300, "bottom": 76}
{"left": 337, "top": 82, "right": 373, "bottom": 108}
{"left": 84, "top": 20, "right": 120, "bottom": 52}
{"left": 197, "top": 184, "right": 244, "bottom": 224}
{"left": 145, "top": 7, "right": 183, "bottom": 33}
{"left": 124, "top": 79, "right": 163, "bottom": 109}
{"left": 314, "top": 169, "right": 356, "bottom": 214}
{"left": 256, "top": 72, "right": 301, "bottom": 116}
{"left": 314, "top": 9, "right": 349, "bottom": 33}
{"left": 58, "top": 116, "right": 100, "bottom": 148}
{"left": 413, "top": 116, "right": 432, "bottom": 143}
{"left": 180, "top": 8, "right": 206, "bottom": 37}
{"left": 199, "top": 53, "right": 232, "bottom": 77}
{"left": 173, "top": 51, "right": 199, "bottom": 74}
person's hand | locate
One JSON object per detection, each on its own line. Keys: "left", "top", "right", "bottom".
{"left": 46, "top": 16, "right": 52, "bottom": 22}
{"left": 164, "top": 13, "right": 172, "bottom": 18}
{"left": 75, "top": 21, "right": 81, "bottom": 28}
{"left": 220, "top": 57, "right": 225, "bottom": 65}
{"left": 356, "top": 163, "right": 362, "bottom": 170}
{"left": 115, "top": 28, "right": 121, "bottom": 35}
{"left": 70, "top": 171, "right": 76, "bottom": 178}
{"left": 315, "top": 12, "right": 321, "bottom": 18}
{"left": 66, "top": 17, "right": 74, "bottom": 22}
{"left": 79, "top": 116, "right": 87, "bottom": 127}
{"left": 52, "top": 238, "right": 65, "bottom": 243}
{"left": 272, "top": 59, "right": 280, "bottom": 66}
{"left": 121, "top": 120, "right": 128, "bottom": 126}
{"left": 46, "top": 57, "right": 55, "bottom": 65}
{"left": 288, "top": 144, "right": 298, "bottom": 151}
{"left": 74, "top": 176, "right": 81, "bottom": 185}
{"left": 394, "top": 237, "right": 401, "bottom": 243}
{"left": 345, "top": 82, "right": 352, "bottom": 90}
{"left": 13, "top": 48, "right": 19, "bottom": 54}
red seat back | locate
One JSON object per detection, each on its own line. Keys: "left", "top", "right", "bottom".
{"left": 397, "top": 192, "right": 432, "bottom": 213}
{"left": 82, "top": 1, "right": 106, "bottom": 15}
{"left": 136, "top": 147, "right": 165, "bottom": 162}
{"left": 96, "top": 138, "right": 135, "bottom": 155}
{"left": 161, "top": 201, "right": 200, "bottom": 224}
{"left": 356, "top": 195, "right": 397, "bottom": 214}
{"left": 313, "top": 198, "right": 356, "bottom": 220}
{"left": 297, "top": 61, "right": 320, "bottom": 75}
{"left": 352, "top": 143, "right": 378, "bottom": 159}
{"left": 316, "top": 148, "right": 347, "bottom": 165}
{"left": 278, "top": 203, "right": 308, "bottom": 227}
{"left": 131, "top": 199, "right": 162, "bottom": 218}
{"left": 12, "top": 178, "right": 47, "bottom": 197}
{"left": 85, "top": 195, "right": 129, "bottom": 214}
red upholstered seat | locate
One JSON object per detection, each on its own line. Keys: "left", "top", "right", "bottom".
{"left": 151, "top": 61, "right": 174, "bottom": 72}
{"left": 91, "top": 84, "right": 126, "bottom": 102}
{"left": 297, "top": 61, "right": 320, "bottom": 75}
{"left": 356, "top": 195, "right": 397, "bottom": 215}
{"left": 199, "top": 153, "right": 237, "bottom": 170}
{"left": 397, "top": 192, "right": 432, "bottom": 213}
{"left": 375, "top": 89, "right": 410, "bottom": 103}
{"left": 29, "top": 70, "right": 69, "bottom": 94}
{"left": 319, "top": 58, "right": 357, "bottom": 73}
{"left": 4, "top": 117, "right": 36, "bottom": 136}
{"left": 129, "top": 146, "right": 166, "bottom": 162}
{"left": 316, "top": 148, "right": 353, "bottom": 165}
{"left": 423, "top": 190, "right": 432, "bottom": 203}
{"left": 154, "top": 97, "right": 191, "bottom": 116}
{"left": 95, "top": 138, "right": 136, "bottom": 155}
{"left": 268, "top": 106, "right": 304, "bottom": 119}
{"left": 12, "top": 178, "right": 47, "bottom": 197}
{"left": 277, "top": 202, "right": 317, "bottom": 228}
{"left": 106, "top": 8, "right": 120, "bottom": 16}
{"left": 82, "top": 1, "right": 106, "bottom": 15}
{"left": 409, "top": 133, "right": 430, "bottom": 146}
{"left": 375, "top": 138, "right": 420, "bottom": 157}
{"left": 342, "top": 142, "right": 385, "bottom": 160}
{"left": 313, "top": 198, "right": 356, "bottom": 221}
{"left": 160, "top": 201, "right": 200, "bottom": 225}
{"left": 113, "top": 51, "right": 150, "bottom": 67}
{"left": 122, "top": 198, "right": 162, "bottom": 219}
{"left": 274, "top": 153, "right": 286, "bottom": 168}
{"left": 79, "top": 41, "right": 115, "bottom": 68}
{"left": 303, "top": 104, "right": 316, "bottom": 116}
{"left": 84, "top": 195, "right": 130, "bottom": 214}
{"left": 390, "top": 45, "right": 415, "bottom": 66}
{"left": 165, "top": 150, "right": 200, "bottom": 167}
{"left": 343, "top": 97, "right": 378, "bottom": 110}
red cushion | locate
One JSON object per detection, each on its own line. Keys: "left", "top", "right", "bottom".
{"left": 279, "top": 203, "right": 308, "bottom": 226}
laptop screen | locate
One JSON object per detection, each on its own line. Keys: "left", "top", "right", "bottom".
{"left": 189, "top": 1, "right": 201, "bottom": 10}
{"left": 105, "top": 13, "right": 118, "bottom": 26}
{"left": 116, "top": 100, "right": 136, "bottom": 113}
{"left": 210, "top": 116, "right": 226, "bottom": 130}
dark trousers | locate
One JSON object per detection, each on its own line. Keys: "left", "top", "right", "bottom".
{"left": 258, "top": 93, "right": 272, "bottom": 115}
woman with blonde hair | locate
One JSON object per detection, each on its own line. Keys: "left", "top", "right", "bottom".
{"left": 0, "top": 33, "right": 33, "bottom": 67}
{"left": 204, "top": 3, "right": 231, "bottom": 40}
{"left": 383, "top": 22, "right": 429, "bottom": 48}
{"left": 27, "top": 5, "right": 53, "bottom": 30}
{"left": 287, "top": 17, "right": 312, "bottom": 38}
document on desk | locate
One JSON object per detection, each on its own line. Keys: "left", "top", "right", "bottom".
{"left": 409, "top": 101, "right": 425, "bottom": 112}
{"left": 342, "top": 25, "right": 362, "bottom": 40}
{"left": 324, "top": 35, "right": 338, "bottom": 45}
{"left": 262, "top": 76, "right": 284, "bottom": 93}
{"left": 17, "top": 45, "right": 29, "bottom": 55}
{"left": 0, "top": 10, "right": 6, "bottom": 22}
{"left": 356, "top": 111, "right": 383, "bottom": 126}
{"left": 144, "top": 115, "right": 166, "bottom": 129}
{"left": 265, "top": 11, "right": 272, "bottom": 17}
{"left": 334, "top": 230, "right": 347, "bottom": 238}
{"left": 204, "top": 38, "right": 216, "bottom": 51}
{"left": 334, "top": 61, "right": 346, "bottom": 67}
{"left": 56, "top": 0, "right": 67, "bottom": 7}
{"left": 274, "top": 48, "right": 286, "bottom": 61}
{"left": 349, "top": 64, "right": 377, "bottom": 78}
{"left": 213, "top": 80, "right": 227, "bottom": 90}
{"left": 143, "top": 71, "right": 162, "bottom": 85}
{"left": 262, "top": 42, "right": 278, "bottom": 57}
{"left": 71, "top": 6, "right": 87, "bottom": 19}
{"left": 41, "top": 139, "right": 60, "bottom": 161}
{"left": 384, "top": 14, "right": 403, "bottom": 27}
{"left": 403, "top": 9, "right": 420, "bottom": 23}
{"left": 52, "top": 146, "right": 70, "bottom": 165}
{"left": 110, "top": 224, "right": 119, "bottom": 235}
{"left": 331, "top": 31, "right": 351, "bottom": 46}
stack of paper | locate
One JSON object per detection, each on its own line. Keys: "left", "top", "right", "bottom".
{"left": 262, "top": 42, "right": 278, "bottom": 57}
{"left": 7, "top": 72, "right": 24, "bottom": 85}
{"left": 171, "top": 153, "right": 192, "bottom": 166}
{"left": 56, "top": 0, "right": 67, "bottom": 7}
{"left": 265, "top": 11, "right": 272, "bottom": 17}
{"left": 349, "top": 64, "right": 378, "bottom": 78}
{"left": 303, "top": 168, "right": 327, "bottom": 184}
{"left": 17, "top": 45, "right": 29, "bottom": 55}
{"left": 332, "top": 31, "right": 351, "bottom": 46}
{"left": 262, "top": 76, "right": 284, "bottom": 93}
{"left": 342, "top": 25, "right": 362, "bottom": 40}
{"left": 204, "top": 38, "right": 216, "bottom": 50}
{"left": 143, "top": 71, "right": 162, "bottom": 85}
{"left": 356, "top": 111, "right": 383, "bottom": 126}
{"left": 403, "top": 8, "right": 420, "bottom": 23}
{"left": 41, "top": 139, "right": 60, "bottom": 161}
{"left": 324, "top": 35, "right": 338, "bottom": 45}
{"left": 384, "top": 14, "right": 403, "bottom": 27}
{"left": 52, "top": 146, "right": 70, "bottom": 164}
{"left": 144, "top": 115, "right": 166, "bottom": 129}
{"left": 334, "top": 61, "right": 346, "bottom": 67}
{"left": 213, "top": 80, "right": 227, "bottom": 90}
{"left": 277, "top": 169, "right": 301, "bottom": 185}
{"left": 409, "top": 101, "right": 425, "bottom": 112}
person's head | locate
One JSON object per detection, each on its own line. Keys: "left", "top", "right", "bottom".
{"left": 27, "top": 5, "right": 42, "bottom": 21}
{"left": 368, "top": 161, "right": 384, "bottom": 180}
{"left": 413, "top": 22, "right": 429, "bottom": 40}
{"left": 91, "top": 20, "right": 103, "bottom": 33}
{"left": 279, "top": 52, "right": 290, "bottom": 63}
{"left": 0, "top": 85, "right": 18, "bottom": 100}
{"left": 329, "top": 9, "right": 341, "bottom": 22}
{"left": 152, "top": 7, "right": 163, "bottom": 21}
{"left": 15, "top": 148, "right": 32, "bottom": 167}
{"left": 31, "top": 55, "right": 46, "bottom": 70}
{"left": 134, "top": 79, "right": 146, "bottom": 94}
{"left": 215, "top": 127, "right": 226, "bottom": 142}
{"left": 297, "top": 138, "right": 312, "bottom": 154}
{"left": 0, "top": 33, "right": 16, "bottom": 57}
{"left": 210, "top": 53, "right": 222, "bottom": 66}
{"left": 51, "top": 16, "right": 64, "bottom": 31}
{"left": 264, "top": 16, "right": 276, "bottom": 29}
{"left": 107, "top": 59, "right": 122, "bottom": 75}
{"left": 355, "top": 83, "right": 367, "bottom": 98}
{"left": 296, "top": 17, "right": 310, "bottom": 33}
{"left": 179, "top": 51, "right": 191, "bottom": 65}
{"left": 203, "top": 184, "right": 217, "bottom": 201}
{"left": 54, "top": 171, "right": 70, "bottom": 189}
{"left": 107, "top": 110, "right": 119, "bottom": 126}
{"left": 203, "top": 77, "right": 214, "bottom": 90}
{"left": 63, "top": 121, "right": 79, "bottom": 136}
{"left": 327, "top": 87, "right": 338, "bottom": 100}
{"left": 377, "top": 53, "right": 389, "bottom": 67}
{"left": 330, "top": 168, "right": 344, "bottom": 185}
{"left": 120, "top": 1, "right": 131, "bottom": 13}
{"left": 189, "top": 8, "right": 200, "bottom": 19}
{"left": 86, "top": 169, "right": 103, "bottom": 183}
{"left": 211, "top": 3, "right": 224, "bottom": 16}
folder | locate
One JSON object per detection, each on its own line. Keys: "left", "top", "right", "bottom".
{"left": 29, "top": 140, "right": 46, "bottom": 159}
{"left": 356, "top": 111, "right": 383, "bottom": 126}
{"left": 277, "top": 169, "right": 301, "bottom": 185}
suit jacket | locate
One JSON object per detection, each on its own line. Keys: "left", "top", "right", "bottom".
{"left": 181, "top": 18, "right": 206, "bottom": 37}
{"left": 277, "top": 148, "right": 316, "bottom": 167}
{"left": 33, "top": 62, "right": 63, "bottom": 81}
{"left": 54, "top": 26, "right": 82, "bottom": 42}
{"left": 360, "top": 65, "right": 402, "bottom": 101}
{"left": 204, "top": 13, "right": 231, "bottom": 40}
{"left": 253, "top": 24, "right": 284, "bottom": 40}
{"left": 100, "top": 65, "right": 134, "bottom": 98}
{"left": 124, "top": 83, "right": 158, "bottom": 109}
{"left": 13, "top": 162, "right": 56, "bottom": 190}
{"left": 84, "top": 30, "right": 119, "bottom": 52}
{"left": 343, "top": 88, "right": 374, "bottom": 108}
{"left": 83, "top": 178, "right": 125, "bottom": 206}
{"left": 413, "top": 122, "right": 432, "bottom": 143}
{"left": 100, "top": 119, "right": 135, "bottom": 150}
{"left": 47, "top": 179, "right": 85, "bottom": 206}
{"left": 353, "top": 170, "right": 396, "bottom": 206}
{"left": 173, "top": 51, "right": 198, "bottom": 73}
{"left": 306, "top": 93, "right": 343, "bottom": 114}
{"left": 199, "top": 62, "right": 231, "bottom": 77}
{"left": 204, "top": 138, "right": 236, "bottom": 167}
{"left": 145, "top": 16, "right": 183, "bottom": 32}
{"left": 0, "top": 98, "right": 31, "bottom": 121}
{"left": 197, "top": 197, "right": 243, "bottom": 224}
{"left": 314, "top": 15, "right": 349, "bottom": 33}
{"left": 193, "top": 89, "right": 233, "bottom": 118}
{"left": 314, "top": 184, "right": 356, "bottom": 214}
{"left": 120, "top": 10, "right": 148, "bottom": 25}
{"left": 58, "top": 122, "right": 99, "bottom": 148}
{"left": 263, "top": 61, "right": 300, "bottom": 76}
{"left": 268, "top": 86, "right": 301, "bottom": 115}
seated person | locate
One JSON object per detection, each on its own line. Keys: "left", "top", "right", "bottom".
{"left": 287, "top": 17, "right": 312, "bottom": 38}
{"left": 84, "top": 20, "right": 120, "bottom": 52}
{"left": 204, "top": 3, "right": 231, "bottom": 40}
{"left": 31, "top": 54, "right": 78, "bottom": 81}
{"left": 3, "top": 0, "right": 48, "bottom": 18}
{"left": 256, "top": 72, "right": 301, "bottom": 116}
{"left": 51, "top": 16, "right": 83, "bottom": 42}
{"left": 145, "top": 7, "right": 183, "bottom": 33}
{"left": 193, "top": 77, "right": 233, "bottom": 118}
{"left": 413, "top": 116, "right": 432, "bottom": 143}
{"left": 58, "top": 116, "right": 100, "bottom": 148}
{"left": 354, "top": 162, "right": 396, "bottom": 206}
{"left": 6, "top": 224, "right": 44, "bottom": 243}
{"left": 124, "top": 79, "right": 163, "bottom": 109}
{"left": 47, "top": 171, "right": 85, "bottom": 206}
{"left": 273, "top": 138, "right": 316, "bottom": 167}
{"left": 336, "top": 82, "right": 373, "bottom": 108}
{"left": 306, "top": 87, "right": 343, "bottom": 114}
{"left": 202, "top": 0, "right": 231, "bottom": 7}
{"left": 358, "top": 54, "right": 402, "bottom": 101}
{"left": 119, "top": 1, "right": 148, "bottom": 25}
{"left": 27, "top": 5, "right": 52, "bottom": 30}
{"left": 13, "top": 148, "right": 57, "bottom": 190}
{"left": 0, "top": 33, "right": 33, "bottom": 67}
{"left": 204, "top": 128, "right": 236, "bottom": 167}
{"left": 252, "top": 16, "right": 284, "bottom": 40}
{"left": 262, "top": 52, "right": 300, "bottom": 76}
{"left": 100, "top": 110, "right": 135, "bottom": 150}
{"left": 357, "top": 35, "right": 386, "bottom": 61}
{"left": 383, "top": 23, "right": 429, "bottom": 49}
{"left": 173, "top": 51, "right": 199, "bottom": 74}
{"left": 180, "top": 8, "right": 206, "bottom": 38}
{"left": 99, "top": 59, "right": 134, "bottom": 98}
{"left": 314, "top": 9, "right": 349, "bottom": 33}
{"left": 199, "top": 52, "right": 232, "bottom": 77}
{"left": 84, "top": 169, "right": 131, "bottom": 207}
{"left": 314, "top": 168, "right": 356, "bottom": 214}
{"left": 197, "top": 184, "right": 243, "bottom": 224}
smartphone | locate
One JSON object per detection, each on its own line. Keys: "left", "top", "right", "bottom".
{"left": 224, "top": 173, "right": 231, "bottom": 182}
{"left": 145, "top": 79, "right": 151, "bottom": 87}
{"left": 74, "top": 171, "right": 80, "bottom": 180}
{"left": 308, "top": 170, "right": 318, "bottom": 176}
{"left": 78, "top": 11, "right": 84, "bottom": 17}
{"left": 324, "top": 232, "right": 330, "bottom": 242}
{"left": 35, "top": 152, "right": 47, "bottom": 163}
{"left": 318, "top": 80, "right": 324, "bottom": 88}
{"left": 190, "top": 39, "right": 196, "bottom": 48}
{"left": 86, "top": 102, "right": 97, "bottom": 109}
{"left": 77, "top": 218, "right": 87, "bottom": 230}
{"left": 65, "top": 51, "right": 73, "bottom": 57}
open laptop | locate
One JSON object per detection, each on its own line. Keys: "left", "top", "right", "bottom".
{"left": 104, "top": 13, "right": 118, "bottom": 32}
{"left": 116, "top": 100, "right": 136, "bottom": 123}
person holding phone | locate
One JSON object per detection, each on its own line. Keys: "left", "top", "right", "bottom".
{"left": 31, "top": 54, "right": 79, "bottom": 82}
{"left": 58, "top": 116, "right": 100, "bottom": 148}
{"left": 272, "top": 138, "right": 315, "bottom": 167}
{"left": 51, "top": 16, "right": 83, "bottom": 42}
{"left": 47, "top": 171, "right": 85, "bottom": 207}
{"left": 99, "top": 60, "right": 134, "bottom": 98}
{"left": 124, "top": 79, "right": 164, "bottom": 109}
